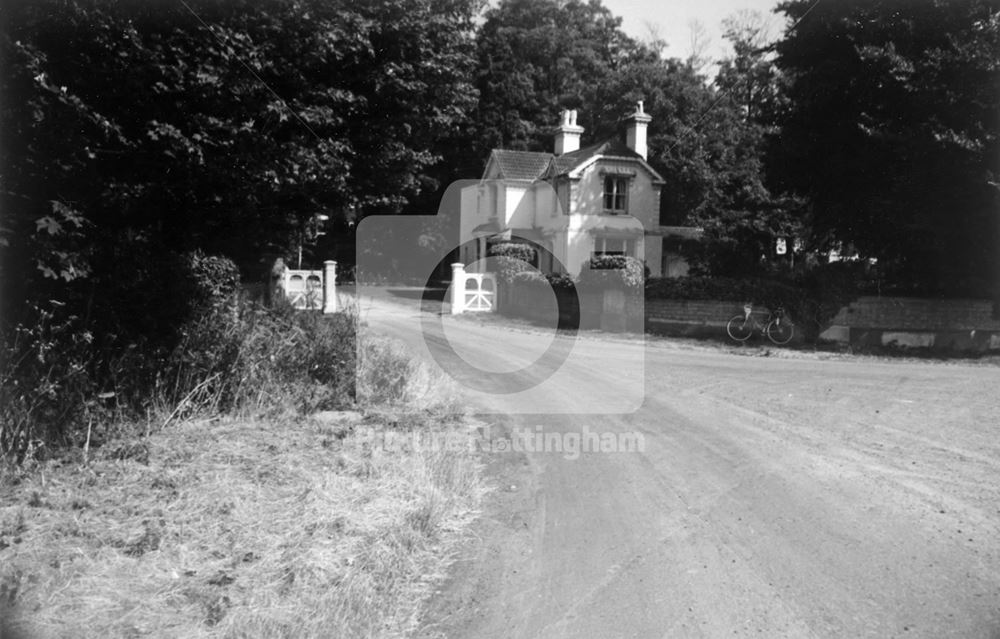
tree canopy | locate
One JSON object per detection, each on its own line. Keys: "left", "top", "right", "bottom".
{"left": 1, "top": 0, "right": 478, "bottom": 317}
{"left": 772, "top": 0, "right": 1000, "bottom": 294}
{"left": 4, "top": 0, "right": 997, "bottom": 318}
{"left": 471, "top": 0, "right": 652, "bottom": 156}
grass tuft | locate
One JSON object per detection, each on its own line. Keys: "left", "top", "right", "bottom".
{"left": 0, "top": 408, "right": 484, "bottom": 638}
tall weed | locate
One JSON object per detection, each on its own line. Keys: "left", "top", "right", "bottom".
{"left": 0, "top": 303, "right": 97, "bottom": 461}
{"left": 2, "top": 295, "right": 358, "bottom": 461}
{"left": 160, "top": 299, "right": 356, "bottom": 418}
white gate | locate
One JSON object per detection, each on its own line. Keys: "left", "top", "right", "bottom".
{"left": 450, "top": 264, "right": 496, "bottom": 314}
{"left": 464, "top": 273, "right": 496, "bottom": 312}
{"left": 283, "top": 269, "right": 323, "bottom": 310}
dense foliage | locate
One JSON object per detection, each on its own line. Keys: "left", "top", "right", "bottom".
{"left": 1, "top": 0, "right": 479, "bottom": 316}
{"left": 1, "top": 0, "right": 477, "bottom": 457}
{"left": 646, "top": 262, "right": 869, "bottom": 339}
{"left": 772, "top": 0, "right": 1000, "bottom": 296}
{"left": 578, "top": 255, "right": 645, "bottom": 290}
{"left": 487, "top": 241, "right": 538, "bottom": 283}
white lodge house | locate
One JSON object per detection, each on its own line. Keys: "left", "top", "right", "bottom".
{"left": 459, "top": 102, "right": 698, "bottom": 278}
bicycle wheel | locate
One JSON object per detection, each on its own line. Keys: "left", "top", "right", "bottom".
{"left": 726, "top": 315, "right": 753, "bottom": 341}
{"left": 766, "top": 317, "right": 794, "bottom": 345}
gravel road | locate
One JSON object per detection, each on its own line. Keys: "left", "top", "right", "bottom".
{"left": 359, "top": 290, "right": 1000, "bottom": 639}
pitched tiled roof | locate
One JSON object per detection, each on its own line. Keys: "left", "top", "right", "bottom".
{"left": 486, "top": 136, "right": 646, "bottom": 181}
{"left": 549, "top": 137, "right": 641, "bottom": 176}
{"left": 487, "top": 150, "right": 554, "bottom": 181}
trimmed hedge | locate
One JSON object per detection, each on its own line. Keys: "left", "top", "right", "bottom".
{"left": 644, "top": 276, "right": 796, "bottom": 304}
{"left": 487, "top": 242, "right": 537, "bottom": 283}
{"left": 578, "top": 255, "right": 644, "bottom": 291}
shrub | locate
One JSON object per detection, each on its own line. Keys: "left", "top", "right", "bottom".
{"left": 645, "top": 262, "right": 864, "bottom": 341}
{"left": 509, "top": 270, "right": 546, "bottom": 286}
{"left": 181, "top": 250, "right": 241, "bottom": 311}
{"left": 355, "top": 333, "right": 417, "bottom": 406}
{"left": 487, "top": 242, "right": 536, "bottom": 262}
{"left": 578, "top": 255, "right": 644, "bottom": 291}
{"left": 546, "top": 273, "right": 576, "bottom": 290}
{"left": 0, "top": 304, "right": 97, "bottom": 461}
{"left": 487, "top": 242, "right": 537, "bottom": 283}
{"left": 644, "top": 275, "right": 794, "bottom": 303}
{"left": 161, "top": 302, "right": 356, "bottom": 417}
{"left": 2, "top": 250, "right": 357, "bottom": 463}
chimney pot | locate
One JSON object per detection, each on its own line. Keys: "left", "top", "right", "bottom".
{"left": 625, "top": 101, "right": 652, "bottom": 160}
{"left": 554, "top": 109, "right": 584, "bottom": 155}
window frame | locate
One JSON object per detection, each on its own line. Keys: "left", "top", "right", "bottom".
{"left": 592, "top": 236, "right": 634, "bottom": 259}
{"left": 602, "top": 176, "right": 629, "bottom": 214}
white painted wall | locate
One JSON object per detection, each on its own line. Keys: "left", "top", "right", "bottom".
{"left": 458, "top": 156, "right": 666, "bottom": 277}
{"left": 459, "top": 184, "right": 477, "bottom": 247}
{"left": 505, "top": 185, "right": 529, "bottom": 227}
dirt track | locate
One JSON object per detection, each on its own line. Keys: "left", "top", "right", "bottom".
{"left": 360, "top": 291, "right": 1000, "bottom": 638}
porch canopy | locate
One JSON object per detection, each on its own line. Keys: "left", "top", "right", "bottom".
{"left": 485, "top": 228, "right": 544, "bottom": 244}
{"left": 578, "top": 215, "right": 644, "bottom": 238}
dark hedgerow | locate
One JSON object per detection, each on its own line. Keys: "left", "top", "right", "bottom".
{"left": 1, "top": 250, "right": 357, "bottom": 463}
{"left": 645, "top": 262, "right": 865, "bottom": 340}
{"left": 161, "top": 301, "right": 356, "bottom": 418}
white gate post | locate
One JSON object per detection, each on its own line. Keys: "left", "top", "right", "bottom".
{"left": 323, "top": 260, "right": 337, "bottom": 314}
{"left": 451, "top": 263, "right": 466, "bottom": 314}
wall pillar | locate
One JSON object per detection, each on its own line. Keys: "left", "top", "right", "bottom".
{"left": 323, "top": 260, "right": 337, "bottom": 314}
{"left": 451, "top": 263, "right": 466, "bottom": 314}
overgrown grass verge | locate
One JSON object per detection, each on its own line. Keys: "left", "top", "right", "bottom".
{"left": 2, "top": 267, "right": 488, "bottom": 637}
{"left": 0, "top": 331, "right": 485, "bottom": 638}
{"left": 0, "top": 297, "right": 357, "bottom": 463}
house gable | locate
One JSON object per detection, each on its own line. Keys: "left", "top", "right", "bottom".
{"left": 483, "top": 149, "right": 553, "bottom": 182}
{"left": 545, "top": 137, "right": 665, "bottom": 185}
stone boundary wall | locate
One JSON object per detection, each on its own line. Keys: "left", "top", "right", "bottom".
{"left": 820, "top": 296, "right": 1000, "bottom": 352}
{"left": 644, "top": 299, "right": 746, "bottom": 337}
{"left": 827, "top": 296, "right": 1000, "bottom": 331}
{"left": 501, "top": 287, "right": 1000, "bottom": 352}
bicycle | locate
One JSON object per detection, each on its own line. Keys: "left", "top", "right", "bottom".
{"left": 726, "top": 303, "right": 795, "bottom": 345}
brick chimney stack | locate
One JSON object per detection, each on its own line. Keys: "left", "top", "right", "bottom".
{"left": 554, "top": 109, "right": 584, "bottom": 155}
{"left": 625, "top": 100, "right": 652, "bottom": 160}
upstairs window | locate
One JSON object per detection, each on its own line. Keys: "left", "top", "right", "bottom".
{"left": 603, "top": 177, "right": 628, "bottom": 213}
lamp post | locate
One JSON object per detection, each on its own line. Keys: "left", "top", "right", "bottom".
{"left": 297, "top": 212, "right": 331, "bottom": 269}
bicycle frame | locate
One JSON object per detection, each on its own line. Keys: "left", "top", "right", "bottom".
{"left": 737, "top": 305, "right": 772, "bottom": 331}
{"left": 727, "top": 303, "right": 794, "bottom": 344}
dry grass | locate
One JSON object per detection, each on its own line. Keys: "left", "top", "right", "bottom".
{"left": 0, "top": 332, "right": 485, "bottom": 638}
{"left": 355, "top": 333, "right": 461, "bottom": 414}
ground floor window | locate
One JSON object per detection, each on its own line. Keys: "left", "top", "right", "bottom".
{"left": 593, "top": 237, "right": 634, "bottom": 259}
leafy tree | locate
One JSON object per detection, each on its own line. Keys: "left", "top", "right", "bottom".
{"left": 587, "top": 35, "right": 799, "bottom": 276}
{"left": 715, "top": 10, "right": 782, "bottom": 127}
{"left": 471, "top": 0, "right": 650, "bottom": 156}
{"left": 685, "top": 9, "right": 804, "bottom": 275}
{"left": 1, "top": 0, "right": 478, "bottom": 331}
{"left": 771, "top": 0, "right": 1000, "bottom": 295}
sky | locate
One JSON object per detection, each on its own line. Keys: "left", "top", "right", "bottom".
{"left": 602, "top": 0, "right": 787, "bottom": 65}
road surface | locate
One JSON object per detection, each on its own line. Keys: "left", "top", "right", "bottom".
{"left": 358, "top": 290, "right": 1000, "bottom": 639}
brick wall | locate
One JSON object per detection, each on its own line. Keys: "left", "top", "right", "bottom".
{"left": 644, "top": 299, "right": 746, "bottom": 326}
{"left": 828, "top": 296, "right": 1000, "bottom": 331}
{"left": 821, "top": 296, "right": 1000, "bottom": 352}
{"left": 502, "top": 289, "right": 1000, "bottom": 350}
